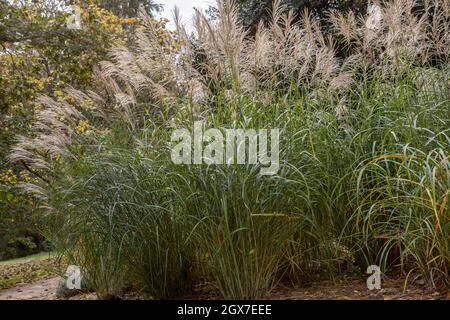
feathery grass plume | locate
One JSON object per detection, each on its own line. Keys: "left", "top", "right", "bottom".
{"left": 178, "top": 0, "right": 247, "bottom": 95}
{"left": 7, "top": 0, "right": 450, "bottom": 297}
{"left": 427, "top": 0, "right": 450, "bottom": 59}
{"left": 331, "top": 0, "right": 449, "bottom": 77}
{"left": 11, "top": 0, "right": 449, "bottom": 175}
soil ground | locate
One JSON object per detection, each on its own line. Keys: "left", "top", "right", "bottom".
{"left": 0, "top": 254, "right": 448, "bottom": 300}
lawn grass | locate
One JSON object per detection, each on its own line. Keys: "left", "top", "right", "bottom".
{"left": 0, "top": 251, "right": 55, "bottom": 266}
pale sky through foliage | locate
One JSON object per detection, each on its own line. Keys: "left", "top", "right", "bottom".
{"left": 156, "top": 0, "right": 213, "bottom": 31}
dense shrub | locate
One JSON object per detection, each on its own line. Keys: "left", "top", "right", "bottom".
{"left": 11, "top": 0, "right": 449, "bottom": 298}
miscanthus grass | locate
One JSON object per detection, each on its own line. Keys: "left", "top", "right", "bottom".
{"left": 10, "top": 0, "right": 450, "bottom": 298}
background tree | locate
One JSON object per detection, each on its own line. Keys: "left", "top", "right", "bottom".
{"left": 79, "top": 0, "right": 162, "bottom": 18}
{"left": 0, "top": 0, "right": 160, "bottom": 260}
{"left": 206, "top": 0, "right": 368, "bottom": 34}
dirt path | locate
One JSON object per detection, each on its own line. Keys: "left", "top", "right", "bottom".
{"left": 0, "top": 277, "right": 59, "bottom": 300}
{"left": 269, "top": 278, "right": 449, "bottom": 300}
{"left": 0, "top": 253, "right": 94, "bottom": 300}
{"left": 1, "top": 276, "right": 448, "bottom": 300}
{"left": 0, "top": 277, "right": 97, "bottom": 300}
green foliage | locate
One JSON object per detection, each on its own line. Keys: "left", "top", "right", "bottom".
{"left": 5, "top": 0, "right": 450, "bottom": 299}
{"left": 0, "top": 0, "right": 139, "bottom": 260}
{"left": 92, "top": 0, "right": 162, "bottom": 18}
{"left": 45, "top": 66, "right": 449, "bottom": 298}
